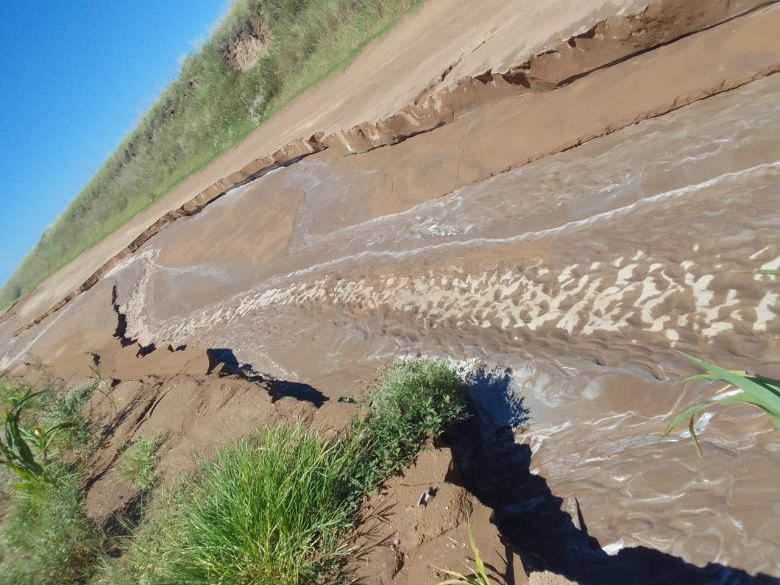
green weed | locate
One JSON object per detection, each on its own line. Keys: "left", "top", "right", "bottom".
{"left": 0, "top": 472, "right": 102, "bottom": 585}
{"left": 351, "top": 359, "right": 467, "bottom": 494}
{"left": 0, "top": 387, "right": 75, "bottom": 490}
{"left": 434, "top": 523, "right": 496, "bottom": 585}
{"left": 0, "top": 381, "right": 103, "bottom": 584}
{"left": 105, "top": 425, "right": 357, "bottom": 584}
{"left": 87, "top": 363, "right": 117, "bottom": 412}
{"left": 42, "top": 381, "right": 97, "bottom": 453}
{"left": 115, "top": 436, "right": 160, "bottom": 492}
{"left": 665, "top": 352, "right": 780, "bottom": 456}
{"left": 0, "top": 379, "right": 94, "bottom": 497}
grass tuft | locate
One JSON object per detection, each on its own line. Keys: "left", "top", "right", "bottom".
{"left": 351, "top": 359, "right": 466, "bottom": 493}
{"left": 0, "top": 472, "right": 102, "bottom": 585}
{"left": 115, "top": 436, "right": 160, "bottom": 492}
{"left": 43, "top": 382, "right": 97, "bottom": 453}
{"left": 106, "top": 425, "right": 357, "bottom": 584}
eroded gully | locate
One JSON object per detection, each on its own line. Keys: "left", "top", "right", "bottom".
{"left": 2, "top": 7, "right": 780, "bottom": 582}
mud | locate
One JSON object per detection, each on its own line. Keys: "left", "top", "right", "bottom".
{"left": 1, "top": 1, "right": 780, "bottom": 582}
{"left": 353, "top": 447, "right": 529, "bottom": 585}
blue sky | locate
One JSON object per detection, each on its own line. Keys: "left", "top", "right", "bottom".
{"left": 0, "top": 1, "right": 229, "bottom": 285}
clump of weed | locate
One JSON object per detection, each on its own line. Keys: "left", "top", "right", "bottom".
{"left": 115, "top": 436, "right": 160, "bottom": 492}
{"left": 107, "top": 425, "right": 357, "bottom": 584}
{"left": 0, "top": 379, "right": 102, "bottom": 584}
{"left": 0, "top": 387, "right": 77, "bottom": 490}
{"left": 0, "top": 471, "right": 102, "bottom": 585}
{"left": 0, "top": 379, "right": 96, "bottom": 487}
{"left": 43, "top": 382, "right": 97, "bottom": 453}
{"left": 351, "top": 359, "right": 467, "bottom": 493}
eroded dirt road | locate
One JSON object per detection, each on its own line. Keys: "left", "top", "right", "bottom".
{"left": 1, "top": 1, "right": 779, "bottom": 583}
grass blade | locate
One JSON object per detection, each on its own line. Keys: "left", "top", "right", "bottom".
{"left": 679, "top": 352, "right": 780, "bottom": 415}
{"left": 688, "top": 415, "right": 702, "bottom": 458}
{"left": 467, "top": 524, "right": 488, "bottom": 583}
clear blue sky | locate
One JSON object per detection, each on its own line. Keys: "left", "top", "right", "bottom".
{"left": 0, "top": 1, "right": 229, "bottom": 286}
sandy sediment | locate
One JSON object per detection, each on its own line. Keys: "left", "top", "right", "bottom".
{"left": 354, "top": 448, "right": 533, "bottom": 585}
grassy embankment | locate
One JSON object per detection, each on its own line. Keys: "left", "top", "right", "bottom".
{"left": 0, "top": 0, "right": 419, "bottom": 309}
{"left": 0, "top": 360, "right": 467, "bottom": 585}
{"left": 0, "top": 379, "right": 103, "bottom": 585}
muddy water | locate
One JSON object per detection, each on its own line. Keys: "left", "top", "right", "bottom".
{"left": 126, "top": 73, "right": 780, "bottom": 369}
{"left": 91, "top": 74, "right": 780, "bottom": 578}
{"left": 0, "top": 58, "right": 772, "bottom": 581}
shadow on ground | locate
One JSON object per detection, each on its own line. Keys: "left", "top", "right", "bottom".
{"left": 447, "top": 368, "right": 780, "bottom": 585}
{"left": 206, "top": 347, "right": 327, "bottom": 406}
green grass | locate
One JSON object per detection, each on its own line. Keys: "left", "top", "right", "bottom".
{"left": 115, "top": 436, "right": 160, "bottom": 492}
{"left": 41, "top": 381, "right": 97, "bottom": 454}
{"left": 434, "top": 523, "right": 497, "bottom": 585}
{"left": 0, "top": 471, "right": 102, "bottom": 585}
{"left": 95, "top": 359, "right": 466, "bottom": 585}
{"left": 0, "top": 380, "right": 95, "bottom": 489}
{"left": 0, "top": 379, "right": 102, "bottom": 585}
{"left": 0, "top": 0, "right": 419, "bottom": 309}
{"left": 350, "top": 359, "right": 467, "bottom": 493}
{"left": 101, "top": 426, "right": 358, "bottom": 585}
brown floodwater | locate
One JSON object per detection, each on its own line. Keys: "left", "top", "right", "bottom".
{"left": 1, "top": 20, "right": 778, "bottom": 582}
{"left": 79, "top": 73, "right": 780, "bottom": 578}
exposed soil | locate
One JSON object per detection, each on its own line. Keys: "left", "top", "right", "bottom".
{"left": 221, "top": 16, "right": 271, "bottom": 72}
{"left": 353, "top": 447, "right": 531, "bottom": 585}
{"left": 81, "top": 372, "right": 320, "bottom": 521}
{"left": 2, "top": 0, "right": 780, "bottom": 583}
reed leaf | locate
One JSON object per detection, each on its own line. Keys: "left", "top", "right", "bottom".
{"left": 665, "top": 352, "right": 780, "bottom": 456}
